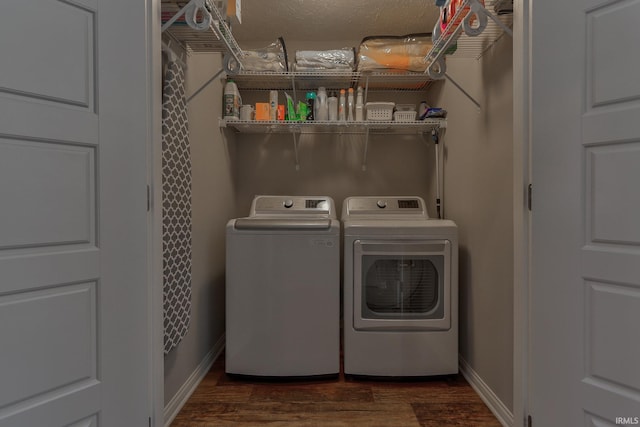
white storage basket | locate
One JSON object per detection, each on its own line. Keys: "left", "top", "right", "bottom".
{"left": 365, "top": 102, "right": 395, "bottom": 121}
{"left": 394, "top": 111, "right": 417, "bottom": 122}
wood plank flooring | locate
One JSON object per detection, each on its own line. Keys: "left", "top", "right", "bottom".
{"left": 171, "top": 354, "right": 502, "bottom": 427}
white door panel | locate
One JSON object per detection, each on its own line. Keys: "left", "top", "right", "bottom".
{"left": 0, "top": 0, "right": 150, "bottom": 425}
{"left": 0, "top": 1, "right": 94, "bottom": 107}
{"left": 0, "top": 138, "right": 95, "bottom": 249}
{"left": 587, "top": 143, "right": 640, "bottom": 245}
{"left": 531, "top": 0, "right": 640, "bottom": 425}
{"left": 0, "top": 283, "right": 97, "bottom": 408}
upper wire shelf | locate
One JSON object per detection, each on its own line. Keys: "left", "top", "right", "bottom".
{"left": 161, "top": 0, "right": 244, "bottom": 67}
{"left": 229, "top": 71, "right": 434, "bottom": 92}
{"left": 161, "top": 0, "right": 513, "bottom": 91}
{"left": 424, "top": 0, "right": 513, "bottom": 78}
{"left": 452, "top": 0, "right": 513, "bottom": 60}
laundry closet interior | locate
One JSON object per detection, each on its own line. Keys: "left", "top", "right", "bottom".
{"left": 160, "top": 0, "right": 514, "bottom": 424}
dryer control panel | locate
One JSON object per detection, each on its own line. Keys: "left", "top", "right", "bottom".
{"left": 343, "top": 196, "right": 427, "bottom": 218}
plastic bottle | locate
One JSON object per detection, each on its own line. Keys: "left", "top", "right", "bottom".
{"left": 338, "top": 89, "right": 346, "bottom": 121}
{"left": 347, "top": 88, "right": 354, "bottom": 121}
{"left": 355, "top": 86, "right": 364, "bottom": 122}
{"left": 305, "top": 92, "right": 316, "bottom": 121}
{"left": 328, "top": 91, "right": 338, "bottom": 121}
{"left": 315, "top": 87, "right": 328, "bottom": 121}
{"left": 269, "top": 90, "right": 278, "bottom": 121}
{"left": 223, "top": 79, "right": 241, "bottom": 120}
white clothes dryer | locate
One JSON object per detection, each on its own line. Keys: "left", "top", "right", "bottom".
{"left": 226, "top": 195, "right": 340, "bottom": 377}
{"left": 342, "top": 196, "right": 458, "bottom": 377}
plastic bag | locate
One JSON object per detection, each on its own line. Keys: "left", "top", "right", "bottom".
{"left": 224, "top": 37, "right": 289, "bottom": 73}
{"left": 356, "top": 33, "right": 433, "bottom": 73}
{"left": 293, "top": 48, "right": 355, "bottom": 71}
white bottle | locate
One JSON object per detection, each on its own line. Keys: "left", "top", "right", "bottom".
{"left": 347, "top": 88, "right": 354, "bottom": 121}
{"left": 328, "top": 92, "right": 338, "bottom": 121}
{"left": 355, "top": 86, "right": 364, "bottom": 122}
{"left": 269, "top": 90, "right": 278, "bottom": 121}
{"left": 223, "top": 79, "right": 241, "bottom": 120}
{"left": 338, "top": 89, "right": 346, "bottom": 121}
{"left": 315, "top": 87, "right": 328, "bottom": 121}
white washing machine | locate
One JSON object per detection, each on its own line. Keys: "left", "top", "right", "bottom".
{"left": 226, "top": 195, "right": 340, "bottom": 377}
{"left": 342, "top": 196, "right": 458, "bottom": 377}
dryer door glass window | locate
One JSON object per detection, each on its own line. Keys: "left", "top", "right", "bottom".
{"left": 361, "top": 254, "right": 445, "bottom": 320}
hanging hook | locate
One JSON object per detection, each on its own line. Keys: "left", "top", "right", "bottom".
{"left": 185, "top": 0, "right": 212, "bottom": 31}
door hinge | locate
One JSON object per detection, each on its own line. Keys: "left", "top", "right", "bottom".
{"left": 527, "top": 414, "right": 532, "bottom": 427}
{"left": 147, "top": 185, "right": 151, "bottom": 212}
{"left": 527, "top": 183, "right": 532, "bottom": 211}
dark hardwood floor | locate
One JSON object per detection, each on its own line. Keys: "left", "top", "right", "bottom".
{"left": 171, "top": 354, "right": 502, "bottom": 427}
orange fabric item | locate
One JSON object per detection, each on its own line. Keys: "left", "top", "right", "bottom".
{"left": 357, "top": 34, "right": 433, "bottom": 73}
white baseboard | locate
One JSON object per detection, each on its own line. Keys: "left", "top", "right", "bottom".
{"left": 163, "top": 334, "right": 225, "bottom": 427}
{"left": 459, "top": 356, "right": 514, "bottom": 427}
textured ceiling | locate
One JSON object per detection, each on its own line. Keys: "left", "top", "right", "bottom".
{"left": 231, "top": 0, "right": 441, "bottom": 43}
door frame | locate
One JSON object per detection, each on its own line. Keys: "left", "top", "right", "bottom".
{"left": 513, "top": 0, "right": 531, "bottom": 426}
{"left": 149, "top": 0, "right": 165, "bottom": 425}
{"left": 143, "top": 1, "right": 536, "bottom": 425}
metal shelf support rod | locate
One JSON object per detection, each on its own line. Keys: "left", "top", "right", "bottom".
{"left": 187, "top": 68, "right": 225, "bottom": 104}
{"left": 292, "top": 130, "right": 300, "bottom": 171}
{"left": 444, "top": 72, "right": 481, "bottom": 110}
{"left": 361, "top": 127, "right": 370, "bottom": 172}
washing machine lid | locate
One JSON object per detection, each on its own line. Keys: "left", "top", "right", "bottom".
{"left": 234, "top": 218, "right": 333, "bottom": 230}
{"left": 342, "top": 196, "right": 429, "bottom": 220}
{"left": 249, "top": 195, "right": 336, "bottom": 219}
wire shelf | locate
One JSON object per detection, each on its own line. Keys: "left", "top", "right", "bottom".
{"left": 229, "top": 71, "right": 433, "bottom": 92}
{"left": 161, "top": 0, "right": 243, "bottom": 62}
{"left": 221, "top": 119, "right": 446, "bottom": 134}
{"left": 425, "top": 0, "right": 513, "bottom": 78}
{"left": 451, "top": 0, "right": 513, "bottom": 59}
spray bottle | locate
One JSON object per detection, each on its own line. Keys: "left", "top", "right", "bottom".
{"left": 355, "top": 86, "right": 364, "bottom": 122}
{"left": 347, "top": 88, "right": 354, "bottom": 121}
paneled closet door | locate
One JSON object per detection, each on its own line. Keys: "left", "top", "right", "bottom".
{"left": 0, "top": 0, "right": 151, "bottom": 425}
{"left": 530, "top": 0, "right": 640, "bottom": 425}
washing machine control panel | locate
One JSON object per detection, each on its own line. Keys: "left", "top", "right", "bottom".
{"left": 345, "top": 197, "right": 426, "bottom": 217}
{"left": 251, "top": 196, "right": 335, "bottom": 217}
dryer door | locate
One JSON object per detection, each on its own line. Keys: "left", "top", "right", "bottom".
{"left": 353, "top": 240, "right": 451, "bottom": 331}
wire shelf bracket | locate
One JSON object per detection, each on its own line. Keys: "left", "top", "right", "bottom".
{"left": 162, "top": 0, "right": 245, "bottom": 71}
{"left": 424, "top": 0, "right": 513, "bottom": 109}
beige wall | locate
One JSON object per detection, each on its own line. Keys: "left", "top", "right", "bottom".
{"left": 163, "top": 52, "right": 236, "bottom": 406}
{"left": 232, "top": 128, "right": 437, "bottom": 218}
{"left": 430, "top": 35, "right": 514, "bottom": 411}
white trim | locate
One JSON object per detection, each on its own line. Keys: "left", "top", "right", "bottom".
{"left": 149, "top": 0, "right": 165, "bottom": 426}
{"left": 512, "top": 1, "right": 531, "bottom": 426}
{"left": 459, "top": 357, "right": 514, "bottom": 427}
{"left": 163, "top": 335, "right": 226, "bottom": 427}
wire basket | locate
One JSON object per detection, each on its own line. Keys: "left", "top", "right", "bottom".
{"left": 365, "top": 102, "right": 395, "bottom": 121}
{"left": 394, "top": 111, "right": 417, "bottom": 122}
